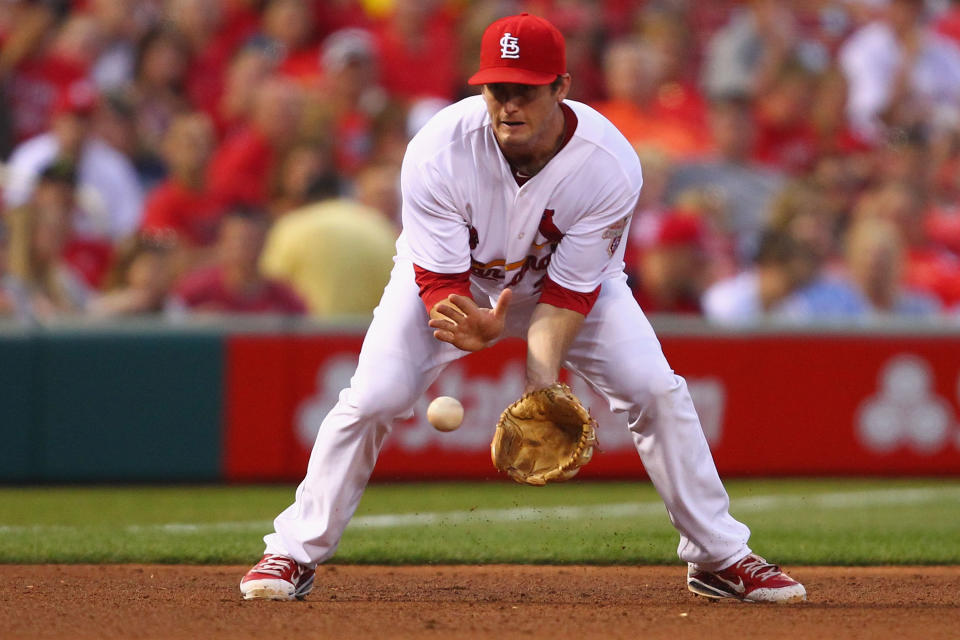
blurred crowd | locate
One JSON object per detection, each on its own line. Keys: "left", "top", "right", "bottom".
{"left": 0, "top": 0, "right": 959, "bottom": 326}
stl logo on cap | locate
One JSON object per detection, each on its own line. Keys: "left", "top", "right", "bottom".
{"left": 468, "top": 13, "right": 566, "bottom": 86}
{"left": 499, "top": 32, "right": 520, "bottom": 59}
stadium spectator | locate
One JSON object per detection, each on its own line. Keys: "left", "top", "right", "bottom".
{"left": 5, "top": 80, "right": 145, "bottom": 244}
{"left": 764, "top": 179, "right": 868, "bottom": 321}
{"left": 85, "top": 0, "right": 143, "bottom": 93}
{"left": 140, "top": 112, "right": 222, "bottom": 248}
{"left": 306, "top": 27, "right": 391, "bottom": 177}
{"left": 258, "top": 0, "right": 321, "bottom": 84}
{"left": 4, "top": 83, "right": 143, "bottom": 251}
{"left": 88, "top": 234, "right": 176, "bottom": 317}
{"left": 853, "top": 179, "right": 960, "bottom": 307}
{"left": 701, "top": 0, "right": 797, "bottom": 99}
{"left": 594, "top": 36, "right": 710, "bottom": 161}
{"left": 666, "top": 94, "right": 784, "bottom": 265}
{"left": 766, "top": 178, "right": 844, "bottom": 270}
{"left": 751, "top": 61, "right": 819, "bottom": 174}
{"left": 838, "top": 0, "right": 960, "bottom": 143}
{"left": 352, "top": 160, "right": 401, "bottom": 227}
{"left": 215, "top": 41, "right": 278, "bottom": 137}
{"left": 373, "top": 0, "right": 458, "bottom": 101}
{"left": 701, "top": 230, "right": 811, "bottom": 324}
{"left": 775, "top": 257, "right": 868, "bottom": 321}
{"left": 809, "top": 66, "right": 870, "bottom": 156}
{"left": 844, "top": 216, "right": 940, "bottom": 316}
{"left": 0, "top": 1, "right": 69, "bottom": 86}
{"left": 207, "top": 77, "right": 304, "bottom": 209}
{"left": 269, "top": 143, "right": 334, "bottom": 218}
{"left": 807, "top": 154, "right": 864, "bottom": 242}
{"left": 170, "top": 207, "right": 306, "bottom": 315}
{"left": 127, "top": 26, "right": 192, "bottom": 166}
{"left": 260, "top": 181, "right": 397, "bottom": 318}
{"left": 541, "top": 1, "right": 605, "bottom": 104}
{"left": 169, "top": 0, "right": 257, "bottom": 124}
{"left": 3, "top": 161, "right": 92, "bottom": 322}
{"left": 628, "top": 211, "right": 708, "bottom": 315}
{"left": 3, "top": 9, "right": 97, "bottom": 148}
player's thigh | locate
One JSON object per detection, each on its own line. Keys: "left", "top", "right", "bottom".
{"left": 347, "top": 259, "right": 464, "bottom": 419}
{"left": 564, "top": 277, "right": 676, "bottom": 413}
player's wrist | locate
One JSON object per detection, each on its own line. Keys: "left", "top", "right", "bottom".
{"left": 524, "top": 370, "right": 558, "bottom": 393}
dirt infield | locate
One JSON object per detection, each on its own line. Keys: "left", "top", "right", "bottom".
{"left": 2, "top": 565, "right": 957, "bottom": 640}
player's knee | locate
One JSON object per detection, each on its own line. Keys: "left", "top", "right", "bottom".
{"left": 617, "top": 369, "right": 686, "bottom": 415}
{"left": 346, "top": 377, "right": 419, "bottom": 423}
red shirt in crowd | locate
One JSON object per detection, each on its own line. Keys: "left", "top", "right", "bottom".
{"left": 594, "top": 82, "right": 711, "bottom": 160}
{"left": 207, "top": 126, "right": 275, "bottom": 208}
{"left": 174, "top": 265, "right": 306, "bottom": 314}
{"left": 277, "top": 44, "right": 324, "bottom": 85}
{"left": 185, "top": 3, "right": 260, "bottom": 127}
{"left": 936, "top": 6, "right": 960, "bottom": 45}
{"left": 374, "top": 16, "right": 458, "bottom": 100}
{"left": 63, "top": 238, "right": 114, "bottom": 289}
{"left": 312, "top": 0, "right": 372, "bottom": 39}
{"left": 141, "top": 181, "right": 224, "bottom": 246}
{"left": 751, "top": 111, "right": 819, "bottom": 174}
{"left": 7, "top": 54, "right": 87, "bottom": 143}
{"left": 904, "top": 247, "right": 960, "bottom": 308}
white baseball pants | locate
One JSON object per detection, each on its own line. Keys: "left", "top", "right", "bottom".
{"left": 264, "top": 259, "right": 751, "bottom": 570}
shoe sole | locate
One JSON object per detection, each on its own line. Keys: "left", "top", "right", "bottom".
{"left": 687, "top": 577, "right": 737, "bottom": 601}
{"left": 687, "top": 578, "right": 806, "bottom": 604}
{"left": 240, "top": 574, "right": 315, "bottom": 601}
{"left": 242, "top": 587, "right": 296, "bottom": 601}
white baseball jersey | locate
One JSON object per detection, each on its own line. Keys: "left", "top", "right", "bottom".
{"left": 396, "top": 96, "right": 643, "bottom": 304}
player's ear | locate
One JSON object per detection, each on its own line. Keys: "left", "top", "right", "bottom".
{"left": 554, "top": 74, "right": 571, "bottom": 102}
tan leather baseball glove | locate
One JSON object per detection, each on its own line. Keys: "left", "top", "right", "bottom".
{"left": 491, "top": 382, "right": 597, "bottom": 486}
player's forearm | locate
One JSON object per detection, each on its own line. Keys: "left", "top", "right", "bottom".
{"left": 525, "top": 302, "right": 585, "bottom": 391}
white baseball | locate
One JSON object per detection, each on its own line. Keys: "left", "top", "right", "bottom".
{"left": 427, "top": 396, "right": 464, "bottom": 432}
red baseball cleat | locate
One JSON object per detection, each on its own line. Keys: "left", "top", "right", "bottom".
{"left": 687, "top": 554, "right": 806, "bottom": 603}
{"left": 240, "top": 554, "right": 315, "bottom": 601}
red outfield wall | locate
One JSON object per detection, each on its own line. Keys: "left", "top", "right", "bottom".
{"left": 224, "top": 332, "right": 960, "bottom": 481}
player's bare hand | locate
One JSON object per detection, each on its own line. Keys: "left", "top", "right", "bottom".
{"left": 428, "top": 288, "right": 513, "bottom": 351}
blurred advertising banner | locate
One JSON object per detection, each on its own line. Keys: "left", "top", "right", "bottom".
{"left": 224, "top": 333, "right": 960, "bottom": 481}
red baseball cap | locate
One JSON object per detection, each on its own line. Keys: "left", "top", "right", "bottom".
{"left": 53, "top": 80, "right": 99, "bottom": 118}
{"left": 655, "top": 212, "right": 704, "bottom": 248}
{"left": 468, "top": 13, "right": 566, "bottom": 86}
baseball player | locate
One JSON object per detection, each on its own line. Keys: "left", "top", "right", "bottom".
{"left": 240, "top": 13, "right": 806, "bottom": 604}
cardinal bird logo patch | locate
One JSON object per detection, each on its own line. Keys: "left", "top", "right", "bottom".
{"left": 603, "top": 217, "right": 628, "bottom": 256}
{"left": 537, "top": 209, "right": 564, "bottom": 245}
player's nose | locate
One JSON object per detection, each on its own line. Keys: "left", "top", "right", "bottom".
{"left": 502, "top": 99, "right": 522, "bottom": 116}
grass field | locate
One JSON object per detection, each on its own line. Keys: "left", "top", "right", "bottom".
{"left": 1, "top": 478, "right": 958, "bottom": 565}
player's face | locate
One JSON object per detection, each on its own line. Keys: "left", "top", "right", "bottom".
{"left": 482, "top": 77, "right": 570, "bottom": 158}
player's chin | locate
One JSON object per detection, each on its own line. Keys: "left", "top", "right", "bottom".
{"left": 496, "top": 128, "right": 530, "bottom": 149}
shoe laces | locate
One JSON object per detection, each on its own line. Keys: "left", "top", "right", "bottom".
{"left": 735, "top": 555, "right": 781, "bottom": 581}
{"left": 254, "top": 555, "right": 297, "bottom": 577}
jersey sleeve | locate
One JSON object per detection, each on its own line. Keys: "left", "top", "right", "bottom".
{"left": 546, "top": 182, "right": 640, "bottom": 293}
{"left": 537, "top": 274, "right": 600, "bottom": 314}
{"left": 413, "top": 265, "right": 473, "bottom": 313}
{"left": 399, "top": 155, "right": 471, "bottom": 273}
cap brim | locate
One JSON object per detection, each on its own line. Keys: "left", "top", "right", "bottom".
{"left": 468, "top": 67, "right": 557, "bottom": 86}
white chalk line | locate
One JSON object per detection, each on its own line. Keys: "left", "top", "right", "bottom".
{"left": 0, "top": 486, "right": 957, "bottom": 536}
